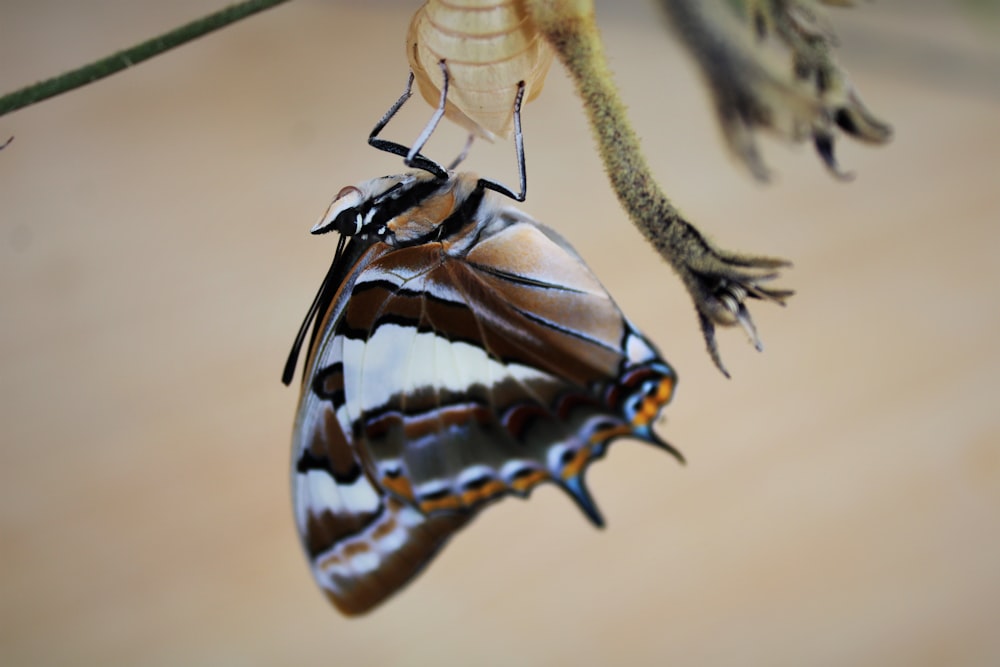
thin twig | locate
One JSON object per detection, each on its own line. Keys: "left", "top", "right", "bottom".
{"left": 0, "top": 0, "right": 293, "bottom": 118}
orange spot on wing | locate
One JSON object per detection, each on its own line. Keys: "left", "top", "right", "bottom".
{"left": 588, "top": 424, "right": 633, "bottom": 444}
{"left": 561, "top": 446, "right": 593, "bottom": 480}
{"left": 633, "top": 378, "right": 675, "bottom": 427}
{"left": 317, "top": 553, "right": 344, "bottom": 571}
{"left": 419, "top": 495, "right": 463, "bottom": 513}
{"left": 341, "top": 541, "right": 372, "bottom": 558}
{"left": 510, "top": 469, "right": 550, "bottom": 492}
{"left": 371, "top": 515, "right": 400, "bottom": 540}
{"left": 460, "top": 480, "right": 508, "bottom": 506}
{"left": 382, "top": 475, "right": 416, "bottom": 502}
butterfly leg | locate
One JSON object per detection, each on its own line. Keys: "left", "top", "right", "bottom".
{"left": 477, "top": 81, "right": 527, "bottom": 202}
{"left": 368, "top": 71, "right": 448, "bottom": 180}
{"left": 405, "top": 60, "right": 450, "bottom": 169}
{"left": 447, "top": 133, "right": 475, "bottom": 170}
{"left": 370, "top": 63, "right": 528, "bottom": 202}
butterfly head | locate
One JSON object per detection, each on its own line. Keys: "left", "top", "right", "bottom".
{"left": 310, "top": 171, "right": 483, "bottom": 245}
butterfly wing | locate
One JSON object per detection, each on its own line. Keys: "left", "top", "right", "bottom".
{"left": 292, "top": 206, "right": 678, "bottom": 616}
{"left": 292, "top": 240, "right": 475, "bottom": 616}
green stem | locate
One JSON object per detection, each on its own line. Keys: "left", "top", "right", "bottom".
{"left": 0, "top": 0, "right": 293, "bottom": 118}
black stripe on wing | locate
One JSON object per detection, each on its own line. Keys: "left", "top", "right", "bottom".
{"left": 467, "top": 261, "right": 593, "bottom": 293}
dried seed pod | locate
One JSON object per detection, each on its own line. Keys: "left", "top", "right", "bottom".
{"left": 660, "top": 0, "right": 892, "bottom": 180}
{"left": 407, "top": 0, "right": 555, "bottom": 141}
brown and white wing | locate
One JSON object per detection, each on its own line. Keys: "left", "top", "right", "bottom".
{"left": 292, "top": 215, "right": 678, "bottom": 615}
{"left": 292, "top": 243, "right": 470, "bottom": 617}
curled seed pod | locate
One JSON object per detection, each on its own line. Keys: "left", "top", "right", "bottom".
{"left": 660, "top": 0, "right": 891, "bottom": 180}
{"left": 407, "top": 0, "right": 555, "bottom": 141}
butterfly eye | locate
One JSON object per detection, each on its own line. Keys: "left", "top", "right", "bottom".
{"left": 336, "top": 185, "right": 362, "bottom": 201}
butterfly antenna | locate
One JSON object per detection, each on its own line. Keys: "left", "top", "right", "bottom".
{"left": 281, "top": 234, "right": 347, "bottom": 386}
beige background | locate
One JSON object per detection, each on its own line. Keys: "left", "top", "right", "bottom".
{"left": 2, "top": 1, "right": 999, "bottom": 665}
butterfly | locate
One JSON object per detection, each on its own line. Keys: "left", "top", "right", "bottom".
{"left": 282, "top": 168, "right": 682, "bottom": 615}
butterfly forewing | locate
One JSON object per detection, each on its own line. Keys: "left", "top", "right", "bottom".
{"left": 290, "top": 172, "right": 678, "bottom": 615}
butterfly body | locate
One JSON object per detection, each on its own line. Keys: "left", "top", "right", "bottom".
{"left": 289, "top": 171, "right": 679, "bottom": 615}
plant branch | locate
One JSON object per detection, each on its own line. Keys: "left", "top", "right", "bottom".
{"left": 0, "top": 0, "right": 293, "bottom": 118}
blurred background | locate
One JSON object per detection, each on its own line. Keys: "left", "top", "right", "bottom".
{"left": 1, "top": 1, "right": 998, "bottom": 665}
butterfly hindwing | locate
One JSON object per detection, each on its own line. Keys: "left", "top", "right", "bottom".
{"left": 290, "top": 172, "right": 678, "bottom": 615}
